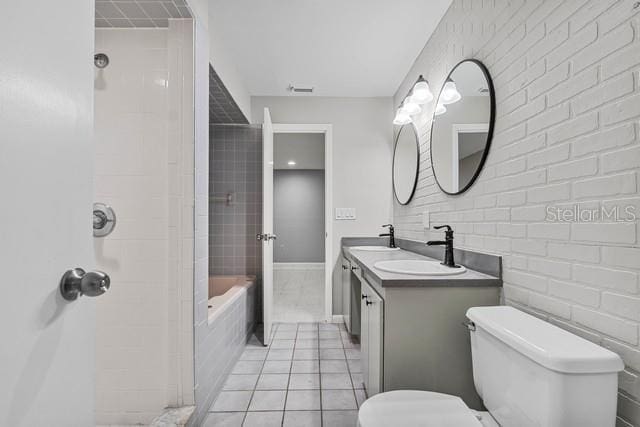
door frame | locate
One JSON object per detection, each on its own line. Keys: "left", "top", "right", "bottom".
{"left": 271, "top": 123, "right": 334, "bottom": 322}
{"left": 451, "top": 123, "right": 489, "bottom": 193}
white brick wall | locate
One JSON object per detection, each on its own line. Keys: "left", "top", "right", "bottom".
{"left": 393, "top": 0, "right": 640, "bottom": 424}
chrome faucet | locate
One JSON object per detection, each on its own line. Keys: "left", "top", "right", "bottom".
{"left": 379, "top": 224, "right": 396, "bottom": 248}
{"left": 426, "top": 225, "right": 460, "bottom": 268}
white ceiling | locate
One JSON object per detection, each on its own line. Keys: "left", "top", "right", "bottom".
{"left": 459, "top": 132, "right": 488, "bottom": 159}
{"left": 209, "top": 0, "right": 453, "bottom": 97}
{"left": 275, "top": 133, "right": 325, "bottom": 169}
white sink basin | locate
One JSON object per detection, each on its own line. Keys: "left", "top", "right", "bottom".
{"left": 350, "top": 246, "right": 401, "bottom": 252}
{"left": 374, "top": 260, "right": 466, "bottom": 276}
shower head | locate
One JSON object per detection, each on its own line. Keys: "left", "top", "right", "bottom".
{"left": 94, "top": 53, "right": 109, "bottom": 69}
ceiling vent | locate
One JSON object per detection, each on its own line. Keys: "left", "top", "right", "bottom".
{"left": 288, "top": 84, "right": 314, "bottom": 94}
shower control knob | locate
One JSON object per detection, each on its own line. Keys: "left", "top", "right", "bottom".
{"left": 93, "top": 202, "right": 116, "bottom": 237}
{"left": 59, "top": 268, "right": 111, "bottom": 301}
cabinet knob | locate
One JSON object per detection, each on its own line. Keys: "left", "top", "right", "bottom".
{"left": 362, "top": 294, "right": 368, "bottom": 300}
{"left": 342, "top": 265, "right": 349, "bottom": 270}
{"left": 351, "top": 265, "right": 358, "bottom": 271}
{"left": 366, "top": 300, "right": 373, "bottom": 306}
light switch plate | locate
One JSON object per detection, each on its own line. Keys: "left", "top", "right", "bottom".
{"left": 422, "top": 210, "right": 430, "bottom": 229}
{"left": 336, "top": 208, "right": 356, "bottom": 220}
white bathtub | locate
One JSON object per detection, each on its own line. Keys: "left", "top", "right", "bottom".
{"left": 199, "top": 275, "right": 257, "bottom": 426}
{"left": 208, "top": 275, "right": 256, "bottom": 324}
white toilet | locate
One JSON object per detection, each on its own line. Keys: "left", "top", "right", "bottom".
{"left": 358, "top": 306, "right": 624, "bottom": 427}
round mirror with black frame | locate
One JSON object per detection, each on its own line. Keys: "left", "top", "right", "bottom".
{"left": 430, "top": 59, "right": 495, "bottom": 195}
{"left": 393, "top": 123, "right": 420, "bottom": 205}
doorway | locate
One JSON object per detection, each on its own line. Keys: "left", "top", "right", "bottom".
{"left": 272, "top": 132, "right": 326, "bottom": 322}
{"left": 261, "top": 115, "right": 333, "bottom": 342}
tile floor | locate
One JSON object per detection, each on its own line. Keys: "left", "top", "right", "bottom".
{"left": 204, "top": 322, "right": 365, "bottom": 427}
{"left": 273, "top": 267, "right": 325, "bottom": 323}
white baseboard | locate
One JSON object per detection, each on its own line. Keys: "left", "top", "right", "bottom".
{"left": 331, "top": 315, "right": 344, "bottom": 324}
{"left": 274, "top": 262, "right": 325, "bottom": 270}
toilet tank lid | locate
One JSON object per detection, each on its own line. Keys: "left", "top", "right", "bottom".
{"left": 467, "top": 306, "right": 624, "bottom": 374}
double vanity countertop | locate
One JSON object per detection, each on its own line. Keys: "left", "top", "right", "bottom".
{"left": 342, "top": 237, "right": 502, "bottom": 289}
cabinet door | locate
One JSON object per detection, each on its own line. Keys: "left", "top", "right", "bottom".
{"left": 366, "top": 286, "right": 384, "bottom": 396}
{"left": 361, "top": 284, "right": 370, "bottom": 391}
{"left": 341, "top": 258, "right": 351, "bottom": 332}
{"left": 350, "top": 273, "right": 361, "bottom": 336}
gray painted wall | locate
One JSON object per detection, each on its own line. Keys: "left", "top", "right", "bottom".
{"left": 274, "top": 170, "right": 325, "bottom": 262}
{"left": 458, "top": 149, "right": 484, "bottom": 190}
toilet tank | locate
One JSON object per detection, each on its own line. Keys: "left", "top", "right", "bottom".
{"left": 466, "top": 306, "right": 624, "bottom": 427}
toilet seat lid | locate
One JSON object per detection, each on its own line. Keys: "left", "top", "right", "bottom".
{"left": 358, "top": 390, "right": 482, "bottom": 427}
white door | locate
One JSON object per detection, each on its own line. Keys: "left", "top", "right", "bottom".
{"left": 0, "top": 1, "right": 96, "bottom": 426}
{"left": 261, "top": 108, "right": 275, "bottom": 345}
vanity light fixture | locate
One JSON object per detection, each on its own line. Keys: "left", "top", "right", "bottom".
{"left": 393, "top": 75, "right": 434, "bottom": 125}
{"left": 287, "top": 160, "right": 296, "bottom": 166}
{"left": 435, "top": 103, "right": 447, "bottom": 116}
{"left": 410, "top": 76, "right": 433, "bottom": 104}
{"left": 440, "top": 77, "right": 462, "bottom": 104}
{"left": 400, "top": 98, "right": 421, "bottom": 116}
{"left": 393, "top": 111, "right": 412, "bottom": 125}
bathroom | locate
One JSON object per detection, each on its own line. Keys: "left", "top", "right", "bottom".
{"left": 2, "top": 0, "right": 640, "bottom": 426}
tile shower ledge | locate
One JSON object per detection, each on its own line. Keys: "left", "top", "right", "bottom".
{"left": 342, "top": 237, "right": 502, "bottom": 289}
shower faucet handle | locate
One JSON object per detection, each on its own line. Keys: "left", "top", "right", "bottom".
{"left": 59, "top": 268, "right": 111, "bottom": 301}
{"left": 93, "top": 202, "right": 116, "bottom": 237}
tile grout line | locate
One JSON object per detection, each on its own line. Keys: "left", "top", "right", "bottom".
{"left": 213, "top": 321, "right": 361, "bottom": 425}
{"left": 241, "top": 323, "right": 277, "bottom": 425}
{"left": 280, "top": 322, "right": 299, "bottom": 427}
{"left": 340, "top": 325, "right": 360, "bottom": 411}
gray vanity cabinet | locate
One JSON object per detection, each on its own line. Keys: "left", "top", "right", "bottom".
{"left": 342, "top": 242, "right": 501, "bottom": 408}
{"left": 361, "top": 278, "right": 383, "bottom": 396}
{"left": 351, "top": 262, "right": 499, "bottom": 408}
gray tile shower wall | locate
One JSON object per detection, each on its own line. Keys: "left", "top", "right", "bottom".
{"left": 209, "top": 66, "right": 249, "bottom": 124}
{"left": 95, "top": 0, "right": 193, "bottom": 28}
{"left": 209, "top": 124, "right": 263, "bottom": 277}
